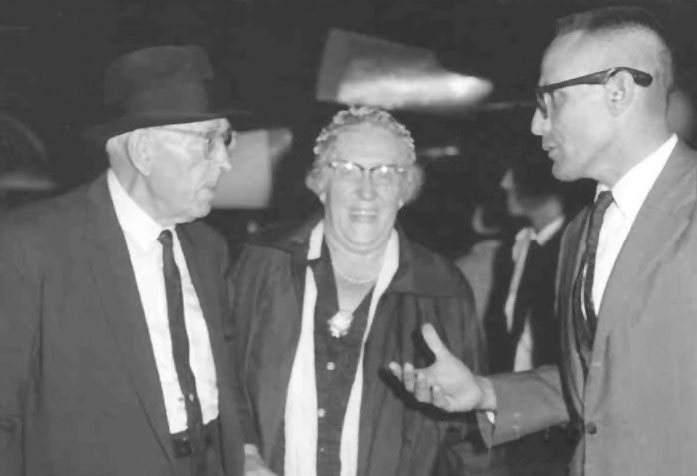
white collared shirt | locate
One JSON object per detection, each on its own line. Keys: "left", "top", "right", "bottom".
{"left": 505, "top": 217, "right": 565, "bottom": 372}
{"left": 592, "top": 134, "right": 678, "bottom": 313}
{"left": 107, "top": 169, "right": 218, "bottom": 433}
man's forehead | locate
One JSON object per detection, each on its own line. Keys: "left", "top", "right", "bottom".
{"left": 540, "top": 32, "right": 609, "bottom": 82}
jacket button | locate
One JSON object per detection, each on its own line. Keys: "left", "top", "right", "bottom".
{"left": 585, "top": 422, "right": 597, "bottom": 435}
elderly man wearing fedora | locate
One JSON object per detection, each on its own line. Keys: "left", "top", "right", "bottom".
{"left": 0, "top": 45, "right": 248, "bottom": 476}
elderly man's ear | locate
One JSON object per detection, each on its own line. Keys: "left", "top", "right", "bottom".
{"left": 126, "top": 129, "right": 153, "bottom": 176}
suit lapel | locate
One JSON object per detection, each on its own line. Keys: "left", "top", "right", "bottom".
{"left": 178, "top": 226, "right": 243, "bottom": 470}
{"left": 557, "top": 212, "right": 588, "bottom": 420}
{"left": 595, "top": 145, "right": 697, "bottom": 341}
{"left": 84, "top": 176, "right": 178, "bottom": 470}
{"left": 178, "top": 227, "right": 225, "bottom": 367}
{"left": 587, "top": 144, "right": 697, "bottom": 402}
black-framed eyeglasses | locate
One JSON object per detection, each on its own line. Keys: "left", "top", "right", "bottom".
{"left": 160, "top": 127, "right": 237, "bottom": 158}
{"left": 534, "top": 67, "right": 653, "bottom": 118}
{"left": 326, "top": 160, "right": 407, "bottom": 186}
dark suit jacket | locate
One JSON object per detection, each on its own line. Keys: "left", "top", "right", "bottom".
{"left": 484, "top": 141, "right": 697, "bottom": 476}
{"left": 0, "top": 174, "right": 245, "bottom": 476}
{"left": 485, "top": 228, "right": 563, "bottom": 373}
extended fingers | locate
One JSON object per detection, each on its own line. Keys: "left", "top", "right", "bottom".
{"left": 388, "top": 362, "right": 418, "bottom": 393}
{"left": 389, "top": 362, "right": 443, "bottom": 406}
{"left": 413, "top": 371, "right": 432, "bottom": 403}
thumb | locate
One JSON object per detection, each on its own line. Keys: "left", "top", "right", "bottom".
{"left": 421, "top": 323, "right": 450, "bottom": 359}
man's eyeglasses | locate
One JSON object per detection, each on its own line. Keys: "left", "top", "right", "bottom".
{"left": 534, "top": 66, "right": 653, "bottom": 118}
{"left": 160, "top": 127, "right": 237, "bottom": 158}
{"left": 326, "top": 160, "right": 407, "bottom": 186}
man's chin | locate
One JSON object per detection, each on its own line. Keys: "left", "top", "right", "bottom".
{"left": 551, "top": 163, "right": 577, "bottom": 183}
{"left": 187, "top": 202, "right": 213, "bottom": 222}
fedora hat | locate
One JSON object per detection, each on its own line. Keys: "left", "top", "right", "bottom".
{"left": 86, "top": 44, "right": 251, "bottom": 142}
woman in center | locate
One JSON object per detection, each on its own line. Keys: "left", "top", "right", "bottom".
{"left": 231, "top": 106, "right": 485, "bottom": 476}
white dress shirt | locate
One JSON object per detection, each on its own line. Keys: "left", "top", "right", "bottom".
{"left": 592, "top": 134, "right": 677, "bottom": 314}
{"left": 107, "top": 169, "right": 219, "bottom": 434}
{"left": 505, "top": 217, "right": 565, "bottom": 372}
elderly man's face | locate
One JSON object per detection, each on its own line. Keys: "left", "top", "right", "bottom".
{"left": 531, "top": 32, "right": 616, "bottom": 182}
{"left": 321, "top": 124, "right": 409, "bottom": 252}
{"left": 146, "top": 118, "right": 233, "bottom": 225}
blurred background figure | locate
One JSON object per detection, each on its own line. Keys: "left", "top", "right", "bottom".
{"left": 483, "top": 150, "right": 574, "bottom": 476}
{"left": 230, "top": 106, "right": 486, "bottom": 476}
{"left": 667, "top": 87, "right": 696, "bottom": 146}
{"left": 487, "top": 151, "right": 565, "bottom": 373}
{"left": 454, "top": 187, "right": 508, "bottom": 322}
{"left": 0, "top": 59, "right": 57, "bottom": 211}
{"left": 0, "top": 111, "right": 56, "bottom": 211}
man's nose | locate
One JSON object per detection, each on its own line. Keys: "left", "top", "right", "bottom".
{"left": 213, "top": 143, "right": 233, "bottom": 171}
{"left": 530, "top": 108, "right": 549, "bottom": 136}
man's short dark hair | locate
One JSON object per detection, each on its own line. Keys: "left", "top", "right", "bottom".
{"left": 556, "top": 6, "right": 674, "bottom": 93}
{"left": 556, "top": 6, "right": 665, "bottom": 37}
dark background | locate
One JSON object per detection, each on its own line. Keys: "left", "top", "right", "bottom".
{"left": 2, "top": 0, "right": 695, "bottom": 256}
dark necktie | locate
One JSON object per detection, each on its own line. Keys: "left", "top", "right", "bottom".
{"left": 572, "top": 191, "right": 614, "bottom": 377}
{"left": 159, "top": 229, "right": 207, "bottom": 475}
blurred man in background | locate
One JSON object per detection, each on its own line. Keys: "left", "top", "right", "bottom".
{"left": 484, "top": 154, "right": 572, "bottom": 476}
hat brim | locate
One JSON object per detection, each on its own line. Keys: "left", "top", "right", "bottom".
{"left": 84, "top": 108, "right": 259, "bottom": 146}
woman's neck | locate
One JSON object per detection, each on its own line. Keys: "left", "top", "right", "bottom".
{"left": 325, "top": 233, "right": 386, "bottom": 284}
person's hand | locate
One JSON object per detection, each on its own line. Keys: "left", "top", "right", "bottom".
{"left": 243, "top": 444, "right": 277, "bottom": 476}
{"left": 388, "top": 323, "right": 496, "bottom": 412}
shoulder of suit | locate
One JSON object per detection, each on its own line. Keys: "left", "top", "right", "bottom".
{"left": 241, "top": 216, "right": 318, "bottom": 254}
{"left": 180, "top": 219, "right": 227, "bottom": 248}
{"left": 1, "top": 181, "right": 92, "bottom": 244}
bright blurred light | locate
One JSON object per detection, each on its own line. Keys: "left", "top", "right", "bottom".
{"left": 317, "top": 29, "right": 493, "bottom": 113}
{"left": 418, "top": 144, "right": 461, "bottom": 160}
{"left": 338, "top": 72, "right": 492, "bottom": 111}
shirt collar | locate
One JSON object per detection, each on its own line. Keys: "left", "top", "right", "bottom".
{"left": 107, "top": 168, "right": 167, "bottom": 250}
{"left": 515, "top": 216, "right": 565, "bottom": 246}
{"left": 599, "top": 134, "right": 677, "bottom": 219}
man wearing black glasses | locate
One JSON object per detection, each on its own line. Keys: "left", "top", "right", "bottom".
{"left": 0, "top": 45, "right": 250, "bottom": 476}
{"left": 390, "top": 6, "right": 697, "bottom": 476}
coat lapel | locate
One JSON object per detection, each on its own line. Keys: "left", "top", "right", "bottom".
{"left": 84, "top": 175, "right": 178, "bottom": 470}
{"left": 595, "top": 145, "right": 697, "bottom": 343}
{"left": 356, "top": 296, "right": 400, "bottom": 476}
{"left": 259, "top": 242, "right": 306, "bottom": 463}
{"left": 586, "top": 144, "right": 697, "bottom": 403}
{"left": 178, "top": 226, "right": 245, "bottom": 472}
{"left": 178, "top": 227, "right": 225, "bottom": 369}
{"left": 556, "top": 212, "right": 588, "bottom": 420}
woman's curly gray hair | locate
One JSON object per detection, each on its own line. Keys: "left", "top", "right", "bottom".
{"left": 305, "top": 106, "right": 424, "bottom": 204}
